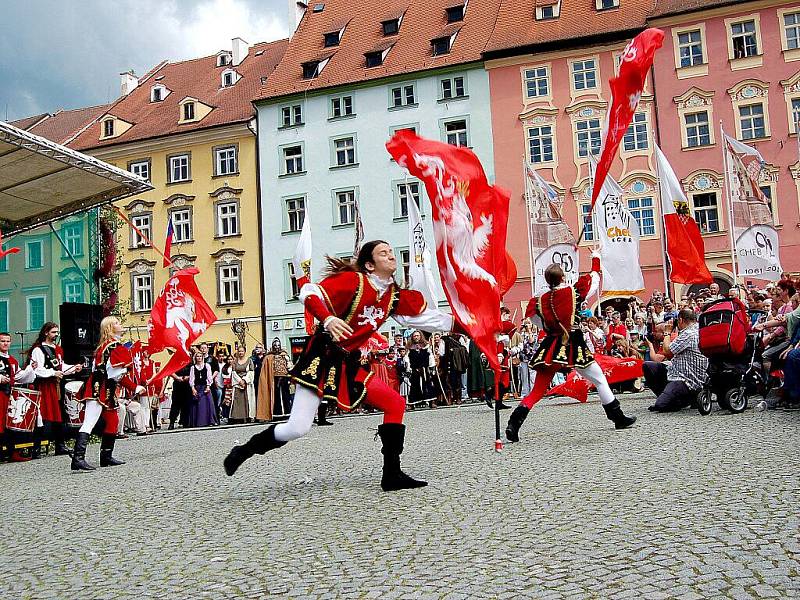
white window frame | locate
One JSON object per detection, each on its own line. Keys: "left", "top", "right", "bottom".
{"left": 285, "top": 196, "right": 306, "bottom": 234}
{"left": 61, "top": 222, "right": 83, "bottom": 257}
{"left": 779, "top": 7, "right": 800, "bottom": 61}
{"left": 64, "top": 279, "right": 84, "bottom": 304}
{"left": 739, "top": 102, "right": 767, "bottom": 140}
{"left": 575, "top": 118, "right": 602, "bottom": 157}
{"left": 287, "top": 262, "right": 301, "bottom": 300}
{"left": 394, "top": 180, "right": 422, "bottom": 220}
{"left": 280, "top": 103, "right": 303, "bottom": 128}
{"left": 130, "top": 214, "right": 152, "bottom": 248}
{"left": 330, "top": 94, "right": 355, "bottom": 119}
{"left": 389, "top": 83, "right": 417, "bottom": 109}
{"left": 26, "top": 295, "right": 46, "bottom": 331}
{"left": 214, "top": 145, "right": 237, "bottom": 176}
{"left": 442, "top": 118, "right": 469, "bottom": 147}
{"left": 523, "top": 65, "right": 550, "bottom": 101}
{"left": 281, "top": 144, "right": 305, "bottom": 175}
{"left": 218, "top": 263, "right": 242, "bottom": 305}
{"left": 527, "top": 125, "right": 555, "bottom": 164}
{"left": 571, "top": 58, "right": 598, "bottom": 92}
{"left": 25, "top": 240, "right": 44, "bottom": 270}
{"left": 168, "top": 154, "right": 190, "bottom": 183}
{"left": 128, "top": 159, "right": 150, "bottom": 182}
{"left": 684, "top": 111, "right": 712, "bottom": 148}
{"left": 216, "top": 201, "right": 240, "bottom": 237}
{"left": 623, "top": 112, "right": 649, "bottom": 152}
{"left": 439, "top": 74, "right": 467, "bottom": 101}
{"left": 333, "top": 188, "right": 357, "bottom": 227}
{"left": 626, "top": 196, "right": 656, "bottom": 238}
{"left": 170, "top": 208, "right": 193, "bottom": 243}
{"left": 131, "top": 272, "right": 154, "bottom": 313}
{"left": 331, "top": 135, "right": 357, "bottom": 167}
{"left": 691, "top": 192, "right": 721, "bottom": 235}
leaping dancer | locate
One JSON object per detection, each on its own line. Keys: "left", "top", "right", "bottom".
{"left": 504, "top": 253, "right": 637, "bottom": 443}
{"left": 224, "top": 240, "right": 458, "bottom": 491}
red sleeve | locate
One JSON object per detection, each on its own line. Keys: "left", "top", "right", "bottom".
{"left": 118, "top": 373, "right": 138, "bottom": 394}
{"left": 575, "top": 256, "right": 601, "bottom": 298}
{"left": 524, "top": 298, "right": 539, "bottom": 320}
{"left": 305, "top": 271, "right": 360, "bottom": 323}
{"left": 108, "top": 345, "right": 133, "bottom": 369}
{"left": 394, "top": 289, "right": 426, "bottom": 317}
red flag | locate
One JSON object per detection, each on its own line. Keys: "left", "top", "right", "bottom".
{"left": 0, "top": 231, "right": 20, "bottom": 261}
{"left": 146, "top": 268, "right": 217, "bottom": 384}
{"left": 546, "top": 354, "right": 643, "bottom": 403}
{"left": 386, "top": 130, "right": 513, "bottom": 370}
{"left": 163, "top": 217, "right": 175, "bottom": 268}
{"left": 590, "top": 28, "right": 664, "bottom": 208}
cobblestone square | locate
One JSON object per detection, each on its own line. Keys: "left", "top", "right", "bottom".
{"left": 2, "top": 395, "right": 799, "bottom": 599}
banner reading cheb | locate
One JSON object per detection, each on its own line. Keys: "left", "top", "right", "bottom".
{"left": 724, "top": 132, "right": 782, "bottom": 281}
{"left": 147, "top": 267, "right": 217, "bottom": 384}
{"left": 525, "top": 163, "right": 578, "bottom": 296}
{"left": 386, "top": 130, "right": 516, "bottom": 370}
{"left": 655, "top": 146, "right": 712, "bottom": 284}
{"left": 406, "top": 178, "right": 440, "bottom": 308}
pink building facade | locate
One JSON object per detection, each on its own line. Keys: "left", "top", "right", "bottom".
{"left": 651, "top": 0, "right": 800, "bottom": 290}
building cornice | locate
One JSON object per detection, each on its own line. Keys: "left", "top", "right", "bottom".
{"left": 648, "top": 0, "right": 797, "bottom": 27}
{"left": 482, "top": 29, "right": 642, "bottom": 65}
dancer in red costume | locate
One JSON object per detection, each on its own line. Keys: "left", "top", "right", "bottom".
{"left": 71, "top": 317, "right": 145, "bottom": 471}
{"left": 505, "top": 253, "right": 637, "bottom": 442}
{"left": 0, "top": 332, "right": 37, "bottom": 462}
{"left": 225, "top": 240, "right": 458, "bottom": 491}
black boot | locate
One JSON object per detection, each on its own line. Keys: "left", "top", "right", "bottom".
{"left": 377, "top": 423, "right": 427, "bottom": 492}
{"left": 505, "top": 404, "right": 530, "bottom": 443}
{"left": 316, "top": 401, "right": 333, "bottom": 426}
{"left": 603, "top": 399, "right": 637, "bottom": 430}
{"left": 70, "top": 432, "right": 96, "bottom": 471}
{"left": 224, "top": 424, "right": 286, "bottom": 476}
{"left": 53, "top": 423, "right": 73, "bottom": 456}
{"left": 99, "top": 435, "right": 126, "bottom": 467}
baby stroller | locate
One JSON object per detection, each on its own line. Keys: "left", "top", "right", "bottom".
{"left": 696, "top": 297, "right": 767, "bottom": 415}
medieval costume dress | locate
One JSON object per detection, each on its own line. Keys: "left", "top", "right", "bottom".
{"left": 229, "top": 358, "right": 254, "bottom": 423}
{"left": 0, "top": 352, "right": 36, "bottom": 462}
{"left": 72, "top": 340, "right": 142, "bottom": 470}
{"left": 188, "top": 363, "right": 217, "bottom": 428}
{"left": 225, "top": 269, "right": 456, "bottom": 491}
{"left": 31, "top": 343, "right": 76, "bottom": 457}
{"left": 255, "top": 358, "right": 274, "bottom": 422}
{"left": 504, "top": 256, "right": 636, "bottom": 442}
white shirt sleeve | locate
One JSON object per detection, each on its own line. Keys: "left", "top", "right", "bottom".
{"left": 15, "top": 363, "right": 37, "bottom": 385}
{"left": 106, "top": 361, "right": 127, "bottom": 381}
{"left": 32, "top": 347, "right": 56, "bottom": 378}
{"left": 393, "top": 307, "right": 454, "bottom": 333}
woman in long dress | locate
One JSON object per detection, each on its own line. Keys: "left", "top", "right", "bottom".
{"left": 230, "top": 347, "right": 254, "bottom": 424}
{"left": 189, "top": 351, "right": 217, "bottom": 427}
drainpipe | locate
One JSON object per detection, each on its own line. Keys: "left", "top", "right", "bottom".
{"left": 248, "top": 115, "right": 267, "bottom": 345}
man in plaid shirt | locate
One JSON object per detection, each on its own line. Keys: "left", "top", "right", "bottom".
{"left": 642, "top": 309, "right": 708, "bottom": 412}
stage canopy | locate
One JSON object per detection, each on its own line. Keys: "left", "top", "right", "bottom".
{"left": 0, "top": 120, "right": 152, "bottom": 235}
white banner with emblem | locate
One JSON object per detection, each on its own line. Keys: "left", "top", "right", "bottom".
{"left": 534, "top": 243, "right": 579, "bottom": 296}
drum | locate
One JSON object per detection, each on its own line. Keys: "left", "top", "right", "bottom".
{"left": 63, "top": 380, "right": 85, "bottom": 428}
{"left": 6, "top": 387, "right": 41, "bottom": 432}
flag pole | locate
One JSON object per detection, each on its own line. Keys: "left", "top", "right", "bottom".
{"left": 523, "top": 159, "right": 536, "bottom": 296}
{"left": 719, "top": 122, "right": 739, "bottom": 283}
{"left": 653, "top": 154, "right": 672, "bottom": 299}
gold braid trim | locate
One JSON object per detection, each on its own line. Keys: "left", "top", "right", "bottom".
{"left": 344, "top": 274, "right": 365, "bottom": 324}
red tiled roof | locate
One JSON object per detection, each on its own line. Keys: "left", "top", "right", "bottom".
{"left": 25, "top": 104, "right": 110, "bottom": 145}
{"left": 9, "top": 113, "right": 49, "bottom": 131}
{"left": 256, "top": 0, "right": 501, "bottom": 101}
{"left": 650, "top": 0, "right": 743, "bottom": 19}
{"left": 484, "top": 0, "right": 653, "bottom": 55}
{"left": 70, "top": 38, "right": 288, "bottom": 151}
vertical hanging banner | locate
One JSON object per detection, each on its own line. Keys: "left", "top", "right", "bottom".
{"left": 526, "top": 164, "right": 578, "bottom": 295}
{"left": 406, "top": 181, "right": 440, "bottom": 308}
{"left": 724, "top": 133, "right": 782, "bottom": 281}
{"left": 292, "top": 210, "right": 316, "bottom": 334}
{"left": 591, "top": 158, "right": 644, "bottom": 297}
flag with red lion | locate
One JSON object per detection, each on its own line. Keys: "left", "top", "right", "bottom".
{"left": 386, "top": 130, "right": 515, "bottom": 370}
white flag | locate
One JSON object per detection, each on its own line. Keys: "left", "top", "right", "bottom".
{"left": 292, "top": 210, "right": 312, "bottom": 286}
{"left": 407, "top": 188, "right": 439, "bottom": 307}
{"left": 591, "top": 158, "right": 644, "bottom": 296}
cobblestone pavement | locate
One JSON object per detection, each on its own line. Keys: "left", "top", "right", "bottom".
{"left": 2, "top": 394, "right": 799, "bottom": 599}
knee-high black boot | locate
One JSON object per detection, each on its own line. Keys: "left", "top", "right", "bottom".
{"left": 377, "top": 423, "right": 427, "bottom": 492}
{"left": 71, "top": 432, "right": 96, "bottom": 471}
{"left": 316, "top": 400, "right": 333, "bottom": 426}
{"left": 99, "top": 435, "right": 125, "bottom": 467}
{"left": 224, "top": 424, "right": 286, "bottom": 476}
{"left": 603, "top": 399, "right": 637, "bottom": 429}
{"left": 504, "top": 404, "right": 530, "bottom": 443}
{"left": 53, "top": 422, "right": 72, "bottom": 456}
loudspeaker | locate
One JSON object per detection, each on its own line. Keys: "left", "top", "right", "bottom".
{"left": 59, "top": 303, "right": 102, "bottom": 366}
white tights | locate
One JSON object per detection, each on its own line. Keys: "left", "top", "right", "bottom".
{"left": 273, "top": 386, "right": 320, "bottom": 442}
{"left": 575, "top": 362, "right": 616, "bottom": 406}
{"left": 79, "top": 400, "right": 103, "bottom": 434}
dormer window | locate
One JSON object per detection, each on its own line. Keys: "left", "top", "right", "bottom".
{"left": 183, "top": 102, "right": 195, "bottom": 121}
{"left": 446, "top": 4, "right": 465, "bottom": 23}
{"left": 221, "top": 69, "right": 239, "bottom": 88}
{"left": 432, "top": 36, "right": 452, "bottom": 56}
{"left": 536, "top": 1, "right": 560, "bottom": 20}
{"left": 595, "top": 0, "right": 619, "bottom": 10}
{"left": 365, "top": 51, "right": 383, "bottom": 68}
{"left": 150, "top": 84, "right": 169, "bottom": 102}
{"left": 382, "top": 18, "right": 400, "bottom": 36}
{"left": 302, "top": 57, "right": 330, "bottom": 80}
{"left": 103, "top": 119, "right": 114, "bottom": 138}
{"left": 324, "top": 31, "right": 341, "bottom": 47}
{"left": 217, "top": 53, "right": 232, "bottom": 67}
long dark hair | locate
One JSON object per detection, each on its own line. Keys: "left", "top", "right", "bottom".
{"left": 324, "top": 240, "right": 391, "bottom": 276}
{"left": 25, "top": 321, "right": 59, "bottom": 364}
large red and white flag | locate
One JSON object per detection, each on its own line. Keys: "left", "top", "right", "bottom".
{"left": 147, "top": 268, "right": 217, "bottom": 384}
{"left": 546, "top": 354, "right": 643, "bottom": 403}
{"left": 655, "top": 146, "right": 712, "bottom": 284}
{"left": 590, "top": 28, "right": 664, "bottom": 209}
{"left": 386, "top": 130, "right": 516, "bottom": 370}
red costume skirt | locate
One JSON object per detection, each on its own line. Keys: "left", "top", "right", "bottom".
{"left": 36, "top": 379, "right": 62, "bottom": 424}
{"left": 531, "top": 330, "right": 594, "bottom": 371}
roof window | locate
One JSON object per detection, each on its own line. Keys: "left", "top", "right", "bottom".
{"left": 301, "top": 57, "right": 330, "bottom": 80}
{"left": 535, "top": 1, "right": 560, "bottom": 20}
{"left": 150, "top": 84, "right": 169, "bottom": 102}
{"left": 217, "top": 52, "right": 232, "bottom": 67}
{"left": 382, "top": 18, "right": 400, "bottom": 36}
{"left": 365, "top": 51, "right": 383, "bottom": 68}
{"left": 324, "top": 30, "right": 341, "bottom": 47}
{"left": 312, "top": 3, "right": 325, "bottom": 12}
{"left": 431, "top": 36, "right": 452, "bottom": 56}
{"left": 595, "top": 0, "right": 619, "bottom": 10}
{"left": 446, "top": 4, "right": 465, "bottom": 23}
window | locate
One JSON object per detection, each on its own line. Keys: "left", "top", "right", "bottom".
{"left": 131, "top": 214, "right": 152, "bottom": 248}
{"left": 282, "top": 145, "right": 304, "bottom": 175}
{"left": 792, "top": 99, "right": 800, "bottom": 130}
{"left": 396, "top": 181, "right": 421, "bottom": 218}
{"left": 524, "top": 66, "right": 549, "bottom": 99}
{"left": 390, "top": 84, "right": 416, "bottom": 108}
{"left": 168, "top": 154, "right": 190, "bottom": 183}
{"left": 365, "top": 51, "right": 383, "bottom": 68}
{"left": 222, "top": 71, "right": 234, "bottom": 87}
{"left": 217, "top": 53, "right": 231, "bottom": 67}
{"left": 26, "top": 240, "right": 43, "bottom": 269}
{"left": 286, "top": 197, "right": 305, "bottom": 233}
{"left": 431, "top": 37, "right": 451, "bottom": 56}
{"left": 572, "top": 59, "right": 597, "bottom": 90}
{"left": 576, "top": 118, "right": 601, "bottom": 157}
{"left": 183, "top": 102, "right": 195, "bottom": 121}
{"left": 330, "top": 95, "right": 354, "bottom": 118}
{"left": 335, "top": 189, "right": 356, "bottom": 225}
{"left": 581, "top": 204, "right": 594, "bottom": 241}
{"left": 399, "top": 249, "right": 410, "bottom": 285}
{"left": 302, "top": 60, "right": 320, "bottom": 79}
{"left": 440, "top": 76, "right": 466, "bottom": 100}
{"left": 0, "top": 256, "right": 7, "bottom": 272}
{"left": 287, "top": 262, "right": 301, "bottom": 299}
{"left": 627, "top": 197, "right": 655, "bottom": 236}
{"left": 132, "top": 273, "right": 153, "bottom": 312}
{"left": 446, "top": 5, "right": 464, "bottom": 23}
{"left": 129, "top": 160, "right": 150, "bottom": 182}
{"left": 214, "top": 146, "right": 237, "bottom": 176}
{"left": 324, "top": 30, "right": 341, "bottom": 47}
{"left": 444, "top": 119, "right": 468, "bottom": 147}
{"left": 739, "top": 103, "right": 766, "bottom": 140}
{"left": 784, "top": 11, "right": 800, "bottom": 50}
{"left": 537, "top": 4, "right": 556, "bottom": 20}
{"left": 103, "top": 119, "right": 114, "bottom": 138}
{"left": 64, "top": 279, "right": 84, "bottom": 304}
{"left": 281, "top": 104, "right": 303, "bottom": 127}
{"left": 171, "top": 209, "right": 192, "bottom": 242}
{"left": 217, "top": 202, "right": 239, "bottom": 237}
{"left": 527, "top": 125, "right": 554, "bottom": 163}
{"left": 760, "top": 185, "right": 778, "bottom": 223}
{"left": 61, "top": 223, "right": 83, "bottom": 257}
{"left": 382, "top": 18, "right": 399, "bottom": 36}
{"left": 623, "top": 113, "right": 648, "bottom": 152}
{"left": 731, "top": 20, "right": 758, "bottom": 59}
{"left": 151, "top": 86, "right": 164, "bottom": 102}
{"left": 685, "top": 111, "right": 711, "bottom": 148}
{"left": 678, "top": 30, "right": 704, "bottom": 67}
{"left": 218, "top": 264, "right": 242, "bottom": 304}
{"left": 390, "top": 124, "right": 418, "bottom": 138}
{"left": 0, "top": 299, "right": 7, "bottom": 333}
{"left": 27, "top": 296, "right": 46, "bottom": 331}
{"left": 692, "top": 193, "right": 720, "bottom": 233}
{"left": 333, "top": 136, "right": 356, "bottom": 167}
{"left": 596, "top": 0, "right": 618, "bottom": 9}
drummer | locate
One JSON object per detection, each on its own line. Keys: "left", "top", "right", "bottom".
{"left": 0, "top": 332, "right": 38, "bottom": 463}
